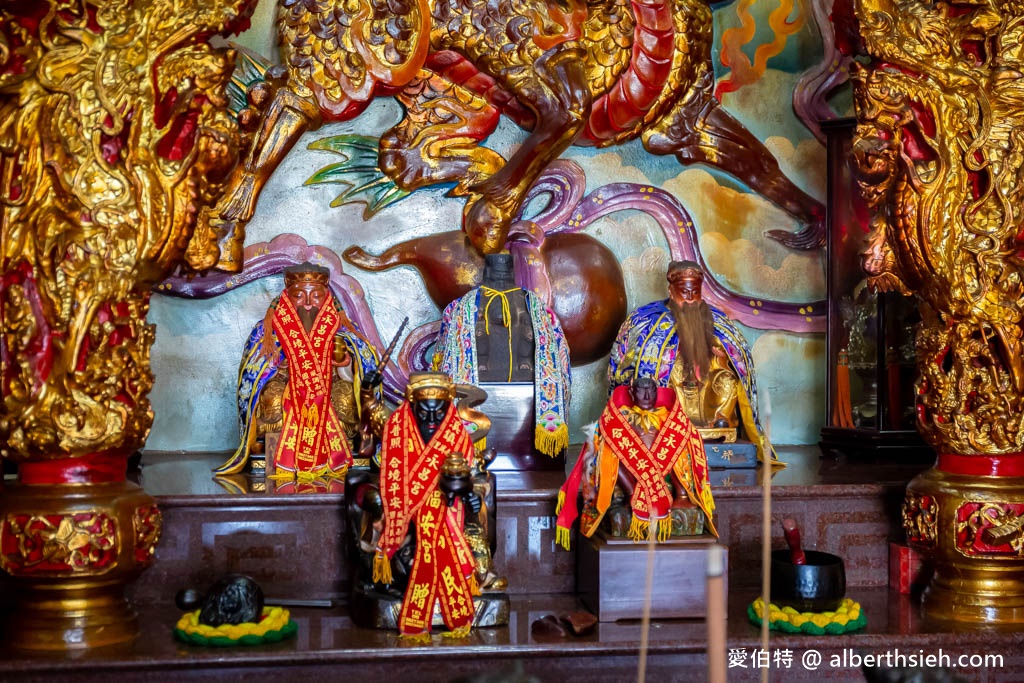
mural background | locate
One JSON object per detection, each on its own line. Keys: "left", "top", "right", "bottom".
{"left": 146, "top": 0, "right": 837, "bottom": 452}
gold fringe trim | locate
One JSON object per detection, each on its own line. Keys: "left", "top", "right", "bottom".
{"left": 658, "top": 517, "right": 672, "bottom": 542}
{"left": 555, "top": 489, "right": 566, "bottom": 515}
{"left": 372, "top": 551, "right": 392, "bottom": 585}
{"left": 556, "top": 525, "right": 572, "bottom": 551}
{"left": 535, "top": 423, "right": 568, "bottom": 457}
{"left": 628, "top": 515, "right": 647, "bottom": 542}
{"left": 399, "top": 631, "right": 432, "bottom": 644}
{"left": 442, "top": 624, "right": 472, "bottom": 639}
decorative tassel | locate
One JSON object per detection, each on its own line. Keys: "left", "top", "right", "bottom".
{"left": 658, "top": 517, "right": 672, "bottom": 542}
{"left": 555, "top": 489, "right": 566, "bottom": 515}
{"left": 372, "top": 550, "right": 392, "bottom": 585}
{"left": 556, "top": 525, "right": 572, "bottom": 551}
{"left": 628, "top": 515, "right": 648, "bottom": 542}
{"left": 400, "top": 631, "right": 432, "bottom": 644}
{"left": 442, "top": 624, "right": 473, "bottom": 639}
{"left": 268, "top": 471, "right": 297, "bottom": 482}
{"left": 467, "top": 572, "right": 480, "bottom": 597}
{"left": 322, "top": 465, "right": 347, "bottom": 480}
{"left": 535, "top": 423, "right": 568, "bottom": 457}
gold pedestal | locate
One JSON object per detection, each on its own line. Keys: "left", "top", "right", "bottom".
{"left": 0, "top": 478, "right": 162, "bottom": 650}
{"left": 905, "top": 461, "right": 1024, "bottom": 624}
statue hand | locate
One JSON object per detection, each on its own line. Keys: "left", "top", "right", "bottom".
{"left": 712, "top": 346, "right": 728, "bottom": 359}
{"left": 462, "top": 491, "right": 482, "bottom": 515}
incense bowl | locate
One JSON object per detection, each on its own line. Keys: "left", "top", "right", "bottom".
{"left": 770, "top": 549, "right": 846, "bottom": 613}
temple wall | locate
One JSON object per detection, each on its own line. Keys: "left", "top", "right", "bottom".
{"left": 146, "top": 0, "right": 834, "bottom": 451}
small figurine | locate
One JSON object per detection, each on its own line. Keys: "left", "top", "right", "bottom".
{"left": 215, "top": 262, "right": 383, "bottom": 479}
{"left": 608, "top": 260, "right": 773, "bottom": 461}
{"left": 372, "top": 372, "right": 483, "bottom": 639}
{"left": 176, "top": 574, "right": 264, "bottom": 626}
{"left": 434, "top": 253, "right": 571, "bottom": 456}
{"left": 556, "top": 376, "right": 717, "bottom": 547}
{"left": 174, "top": 574, "right": 298, "bottom": 646}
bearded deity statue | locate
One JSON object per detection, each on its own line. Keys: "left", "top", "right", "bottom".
{"left": 608, "top": 261, "right": 773, "bottom": 462}
{"left": 215, "top": 263, "right": 383, "bottom": 481}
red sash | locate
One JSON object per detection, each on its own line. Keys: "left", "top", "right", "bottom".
{"left": 377, "top": 401, "right": 476, "bottom": 635}
{"left": 273, "top": 294, "right": 351, "bottom": 475}
{"left": 556, "top": 387, "right": 716, "bottom": 546}
{"left": 599, "top": 388, "right": 686, "bottom": 528}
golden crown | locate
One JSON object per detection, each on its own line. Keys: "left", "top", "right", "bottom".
{"left": 405, "top": 372, "right": 456, "bottom": 401}
{"left": 284, "top": 263, "right": 330, "bottom": 286}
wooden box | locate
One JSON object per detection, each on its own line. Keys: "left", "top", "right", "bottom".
{"left": 577, "top": 534, "right": 728, "bottom": 621}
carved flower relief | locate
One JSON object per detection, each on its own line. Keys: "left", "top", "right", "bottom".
{"left": 0, "top": 513, "right": 118, "bottom": 575}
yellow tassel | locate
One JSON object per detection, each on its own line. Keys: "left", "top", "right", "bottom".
{"left": 628, "top": 515, "right": 648, "bottom": 542}
{"left": 556, "top": 525, "right": 571, "bottom": 551}
{"left": 468, "top": 572, "right": 480, "bottom": 597}
{"left": 322, "top": 465, "right": 348, "bottom": 480}
{"left": 442, "top": 624, "right": 473, "bottom": 639}
{"left": 475, "top": 437, "right": 487, "bottom": 452}
{"left": 555, "top": 489, "right": 566, "bottom": 515}
{"left": 372, "top": 551, "right": 392, "bottom": 585}
{"left": 658, "top": 517, "right": 672, "bottom": 542}
{"left": 535, "top": 423, "right": 568, "bottom": 457}
{"left": 400, "top": 631, "right": 433, "bottom": 644}
{"left": 268, "top": 471, "right": 297, "bottom": 482}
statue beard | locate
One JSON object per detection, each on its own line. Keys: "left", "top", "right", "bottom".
{"left": 669, "top": 299, "right": 713, "bottom": 381}
{"left": 295, "top": 304, "right": 318, "bottom": 331}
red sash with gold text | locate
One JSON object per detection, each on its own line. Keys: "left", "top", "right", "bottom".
{"left": 378, "top": 402, "right": 476, "bottom": 634}
{"left": 273, "top": 293, "right": 351, "bottom": 475}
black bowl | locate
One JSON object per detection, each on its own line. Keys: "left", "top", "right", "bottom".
{"left": 770, "top": 549, "right": 846, "bottom": 613}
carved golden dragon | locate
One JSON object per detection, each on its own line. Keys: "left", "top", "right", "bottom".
{"left": 850, "top": 0, "right": 1024, "bottom": 453}
{"left": 206, "top": 0, "right": 825, "bottom": 265}
{"left": 0, "top": 0, "right": 256, "bottom": 460}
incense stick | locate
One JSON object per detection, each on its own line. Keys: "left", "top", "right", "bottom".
{"left": 706, "top": 544, "right": 726, "bottom": 683}
{"left": 760, "top": 428, "right": 773, "bottom": 683}
{"left": 637, "top": 520, "right": 658, "bottom": 683}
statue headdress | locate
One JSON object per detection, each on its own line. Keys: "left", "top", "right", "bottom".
{"left": 284, "top": 262, "right": 330, "bottom": 286}
{"left": 405, "top": 372, "right": 456, "bottom": 402}
{"left": 666, "top": 260, "right": 702, "bottom": 283}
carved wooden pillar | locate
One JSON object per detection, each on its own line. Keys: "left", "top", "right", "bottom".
{"left": 0, "top": 0, "right": 253, "bottom": 648}
{"left": 847, "top": 0, "right": 1024, "bottom": 622}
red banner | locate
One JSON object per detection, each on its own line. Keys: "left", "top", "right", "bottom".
{"left": 272, "top": 294, "right": 351, "bottom": 475}
{"left": 378, "top": 401, "right": 476, "bottom": 635}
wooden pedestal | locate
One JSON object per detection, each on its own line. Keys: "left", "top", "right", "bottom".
{"left": 577, "top": 534, "right": 728, "bottom": 621}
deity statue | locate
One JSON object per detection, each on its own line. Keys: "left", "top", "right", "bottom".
{"left": 608, "top": 260, "right": 773, "bottom": 461}
{"left": 214, "top": 263, "right": 382, "bottom": 480}
{"left": 434, "top": 253, "right": 571, "bottom": 457}
{"left": 367, "top": 373, "right": 487, "bottom": 639}
{"left": 556, "top": 377, "right": 716, "bottom": 547}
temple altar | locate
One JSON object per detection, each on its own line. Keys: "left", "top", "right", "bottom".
{"left": 5, "top": 448, "right": 1022, "bottom": 681}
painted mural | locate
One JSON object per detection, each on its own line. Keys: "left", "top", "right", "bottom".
{"left": 146, "top": 0, "right": 848, "bottom": 451}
